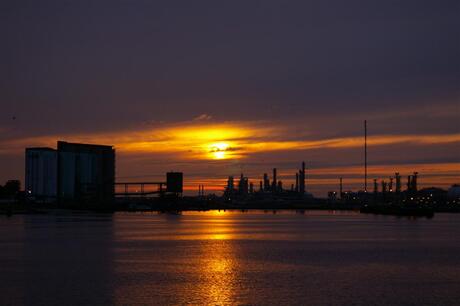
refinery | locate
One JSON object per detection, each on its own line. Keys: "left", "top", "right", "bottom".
{"left": 1, "top": 121, "right": 459, "bottom": 216}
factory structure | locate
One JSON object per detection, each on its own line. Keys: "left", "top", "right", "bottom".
{"left": 326, "top": 120, "right": 455, "bottom": 208}
{"left": 333, "top": 171, "right": 420, "bottom": 202}
{"left": 25, "top": 147, "right": 58, "bottom": 201}
{"left": 223, "top": 161, "right": 311, "bottom": 201}
{"left": 26, "top": 141, "right": 115, "bottom": 204}
{"left": 17, "top": 120, "right": 458, "bottom": 211}
{"left": 25, "top": 141, "right": 184, "bottom": 205}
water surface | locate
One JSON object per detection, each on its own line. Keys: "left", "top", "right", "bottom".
{"left": 1, "top": 210, "right": 460, "bottom": 305}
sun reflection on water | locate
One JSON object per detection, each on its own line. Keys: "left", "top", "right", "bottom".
{"left": 196, "top": 214, "right": 238, "bottom": 305}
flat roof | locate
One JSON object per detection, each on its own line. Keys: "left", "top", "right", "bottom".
{"left": 25, "top": 147, "right": 56, "bottom": 151}
{"left": 57, "top": 141, "right": 114, "bottom": 153}
{"left": 58, "top": 141, "right": 113, "bottom": 148}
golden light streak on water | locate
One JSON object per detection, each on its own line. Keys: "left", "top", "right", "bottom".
{"left": 195, "top": 214, "right": 237, "bottom": 305}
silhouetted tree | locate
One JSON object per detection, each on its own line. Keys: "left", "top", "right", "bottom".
{"left": 4, "top": 180, "right": 20, "bottom": 196}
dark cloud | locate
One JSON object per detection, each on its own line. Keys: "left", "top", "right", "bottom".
{"left": 1, "top": 0, "right": 459, "bottom": 132}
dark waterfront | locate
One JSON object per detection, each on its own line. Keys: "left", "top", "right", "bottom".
{"left": 1, "top": 211, "right": 460, "bottom": 305}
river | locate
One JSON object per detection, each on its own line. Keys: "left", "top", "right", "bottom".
{"left": 1, "top": 210, "right": 460, "bottom": 305}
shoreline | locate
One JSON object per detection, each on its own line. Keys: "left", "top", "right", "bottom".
{"left": 1, "top": 204, "right": 459, "bottom": 217}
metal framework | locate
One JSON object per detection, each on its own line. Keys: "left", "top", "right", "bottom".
{"left": 114, "top": 182, "right": 166, "bottom": 197}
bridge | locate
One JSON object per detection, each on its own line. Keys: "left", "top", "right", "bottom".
{"left": 114, "top": 182, "right": 167, "bottom": 197}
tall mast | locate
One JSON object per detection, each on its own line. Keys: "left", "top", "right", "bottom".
{"left": 364, "top": 120, "right": 367, "bottom": 192}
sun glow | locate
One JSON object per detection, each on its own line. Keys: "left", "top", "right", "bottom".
{"left": 5, "top": 119, "right": 460, "bottom": 164}
{"left": 208, "top": 142, "right": 231, "bottom": 160}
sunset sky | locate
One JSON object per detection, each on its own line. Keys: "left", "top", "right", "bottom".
{"left": 1, "top": 0, "right": 459, "bottom": 196}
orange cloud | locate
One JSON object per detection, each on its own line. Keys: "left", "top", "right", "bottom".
{"left": 1, "top": 121, "right": 459, "bottom": 161}
{"left": 3, "top": 120, "right": 457, "bottom": 196}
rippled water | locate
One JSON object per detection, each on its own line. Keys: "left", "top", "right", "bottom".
{"left": 1, "top": 210, "right": 460, "bottom": 305}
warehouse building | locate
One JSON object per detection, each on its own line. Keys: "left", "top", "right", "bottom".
{"left": 57, "top": 141, "right": 115, "bottom": 204}
{"left": 25, "top": 147, "right": 57, "bottom": 201}
{"left": 25, "top": 141, "right": 115, "bottom": 204}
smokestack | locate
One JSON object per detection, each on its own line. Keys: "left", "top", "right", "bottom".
{"left": 395, "top": 172, "right": 401, "bottom": 193}
{"left": 238, "top": 173, "right": 245, "bottom": 193}
{"left": 299, "top": 161, "right": 306, "bottom": 194}
{"left": 382, "top": 180, "right": 387, "bottom": 194}
{"left": 295, "top": 173, "right": 299, "bottom": 192}
{"left": 302, "top": 161, "right": 306, "bottom": 193}
{"left": 263, "top": 173, "right": 269, "bottom": 191}
{"left": 272, "top": 168, "right": 277, "bottom": 192}
{"left": 340, "top": 177, "right": 343, "bottom": 199}
{"left": 412, "top": 172, "right": 418, "bottom": 192}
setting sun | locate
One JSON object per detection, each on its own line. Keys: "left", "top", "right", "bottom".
{"left": 209, "top": 142, "right": 230, "bottom": 160}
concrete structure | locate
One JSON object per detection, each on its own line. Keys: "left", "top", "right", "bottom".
{"left": 25, "top": 148, "right": 57, "bottom": 201}
{"left": 26, "top": 141, "right": 115, "bottom": 204}
{"left": 57, "top": 141, "right": 115, "bottom": 203}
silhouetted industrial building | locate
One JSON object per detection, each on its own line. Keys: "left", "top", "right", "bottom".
{"left": 263, "top": 173, "right": 269, "bottom": 191}
{"left": 25, "top": 147, "right": 57, "bottom": 200}
{"left": 238, "top": 173, "right": 249, "bottom": 194}
{"left": 406, "top": 172, "right": 418, "bottom": 193}
{"left": 166, "top": 172, "right": 183, "bottom": 193}
{"left": 25, "top": 141, "right": 115, "bottom": 204}
{"left": 222, "top": 161, "right": 310, "bottom": 202}
{"left": 295, "top": 173, "right": 299, "bottom": 192}
{"left": 57, "top": 141, "right": 115, "bottom": 203}
{"left": 227, "top": 176, "right": 234, "bottom": 192}
{"left": 272, "top": 168, "right": 277, "bottom": 192}
{"left": 448, "top": 185, "right": 460, "bottom": 200}
{"left": 395, "top": 172, "right": 402, "bottom": 193}
{"left": 299, "top": 162, "right": 306, "bottom": 194}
